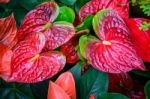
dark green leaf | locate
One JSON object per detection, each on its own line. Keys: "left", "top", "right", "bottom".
{"left": 14, "top": 9, "right": 28, "bottom": 26}
{"left": 77, "top": 68, "right": 108, "bottom": 99}
{"left": 75, "top": 0, "right": 90, "bottom": 13}
{"left": 55, "top": 6, "right": 75, "bottom": 23}
{"left": 97, "top": 93, "right": 129, "bottom": 99}
{"left": 58, "top": 0, "right": 77, "bottom": 6}
{"left": 0, "top": 78, "right": 34, "bottom": 99}
{"left": 30, "top": 80, "right": 49, "bottom": 99}
{"left": 70, "top": 61, "right": 83, "bottom": 82}
{"left": 19, "top": 0, "right": 38, "bottom": 10}
{"left": 144, "top": 80, "right": 150, "bottom": 99}
{"left": 132, "top": 70, "right": 150, "bottom": 78}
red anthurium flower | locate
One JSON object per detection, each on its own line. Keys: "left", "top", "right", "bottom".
{"left": 109, "top": 73, "right": 133, "bottom": 93}
{"left": 124, "top": 18, "right": 150, "bottom": 62}
{"left": 55, "top": 71, "right": 76, "bottom": 99}
{"left": 48, "top": 81, "right": 70, "bottom": 99}
{"left": 8, "top": 32, "right": 66, "bottom": 83}
{"left": 0, "top": 44, "right": 12, "bottom": 81}
{"left": 61, "top": 29, "right": 89, "bottom": 64}
{"left": 79, "top": 9, "right": 145, "bottom": 73}
{"left": 17, "top": 2, "right": 75, "bottom": 51}
{"left": 79, "top": 0, "right": 129, "bottom": 20}
{"left": 0, "top": 0, "right": 9, "bottom": 3}
{"left": 0, "top": 14, "right": 18, "bottom": 48}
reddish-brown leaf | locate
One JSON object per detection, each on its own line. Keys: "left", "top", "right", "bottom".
{"left": 124, "top": 18, "right": 150, "bottom": 62}
{"left": 55, "top": 71, "right": 76, "bottom": 99}
{"left": 0, "top": 14, "right": 17, "bottom": 48}
{"left": 0, "top": 44, "right": 12, "bottom": 81}
{"left": 79, "top": 0, "right": 129, "bottom": 20}
{"left": 48, "top": 81, "right": 70, "bottom": 99}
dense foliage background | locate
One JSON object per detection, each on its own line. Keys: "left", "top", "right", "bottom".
{"left": 0, "top": 0, "right": 150, "bottom": 99}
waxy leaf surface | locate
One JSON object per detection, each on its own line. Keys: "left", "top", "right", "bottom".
{"left": 0, "top": 14, "right": 17, "bottom": 48}
{"left": 124, "top": 18, "right": 150, "bottom": 62}
{"left": 80, "top": 9, "right": 145, "bottom": 73}
{"left": 79, "top": 0, "right": 129, "bottom": 20}
{"left": 10, "top": 33, "right": 65, "bottom": 83}
{"left": 55, "top": 71, "right": 76, "bottom": 99}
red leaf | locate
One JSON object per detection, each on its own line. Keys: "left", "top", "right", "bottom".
{"left": 82, "top": 9, "right": 145, "bottom": 73}
{"left": 0, "top": 44, "right": 12, "bottom": 81}
{"left": 9, "top": 33, "right": 65, "bottom": 83}
{"left": 0, "top": 0, "right": 9, "bottom": 3}
{"left": 17, "top": 2, "right": 59, "bottom": 41}
{"left": 55, "top": 71, "right": 76, "bottom": 99}
{"left": 48, "top": 81, "right": 70, "bottom": 99}
{"left": 61, "top": 29, "right": 89, "bottom": 64}
{"left": 108, "top": 73, "right": 133, "bottom": 93}
{"left": 0, "top": 14, "right": 17, "bottom": 48}
{"left": 79, "top": 0, "right": 129, "bottom": 20}
{"left": 124, "top": 18, "right": 150, "bottom": 62}
{"left": 43, "top": 22, "right": 75, "bottom": 50}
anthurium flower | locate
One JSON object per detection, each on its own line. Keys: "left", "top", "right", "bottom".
{"left": 17, "top": 2, "right": 75, "bottom": 51}
{"left": 0, "top": 14, "right": 18, "bottom": 48}
{"left": 124, "top": 18, "right": 150, "bottom": 62}
{"left": 0, "top": 44, "right": 12, "bottom": 81}
{"left": 79, "top": 0, "right": 129, "bottom": 20}
{"left": 79, "top": 9, "right": 145, "bottom": 73}
{"left": 48, "top": 81, "right": 70, "bottom": 99}
{"left": 48, "top": 71, "right": 76, "bottom": 99}
{"left": 7, "top": 32, "right": 66, "bottom": 83}
{"left": 0, "top": 0, "right": 9, "bottom": 3}
{"left": 55, "top": 71, "right": 76, "bottom": 99}
{"left": 61, "top": 29, "right": 89, "bottom": 64}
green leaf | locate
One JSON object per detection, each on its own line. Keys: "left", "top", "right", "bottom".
{"left": 30, "top": 80, "right": 49, "bottom": 99}
{"left": 55, "top": 6, "right": 75, "bottom": 23}
{"left": 75, "top": 0, "right": 90, "bottom": 13}
{"left": 132, "top": 70, "right": 150, "bottom": 78}
{"left": 144, "top": 80, "right": 150, "bottom": 99}
{"left": 0, "top": 79, "right": 34, "bottom": 99}
{"left": 77, "top": 68, "right": 108, "bottom": 99}
{"left": 19, "top": 0, "right": 38, "bottom": 10}
{"left": 13, "top": 9, "right": 28, "bottom": 26}
{"left": 140, "top": 4, "right": 150, "bottom": 16}
{"left": 76, "top": 15, "right": 94, "bottom": 32}
{"left": 97, "top": 93, "right": 129, "bottom": 99}
{"left": 79, "top": 35, "right": 98, "bottom": 58}
{"left": 70, "top": 61, "right": 83, "bottom": 82}
{"left": 58, "top": 0, "right": 77, "bottom": 6}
